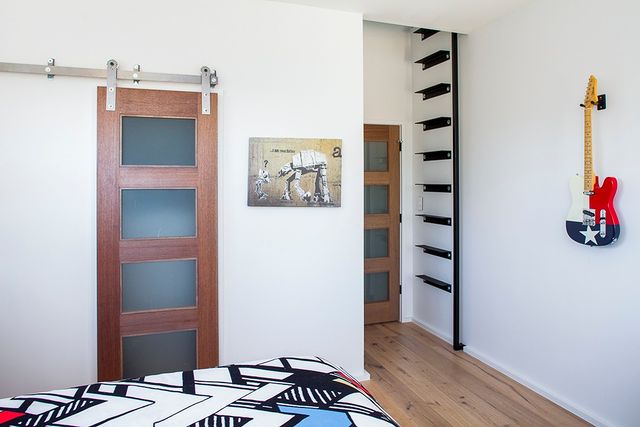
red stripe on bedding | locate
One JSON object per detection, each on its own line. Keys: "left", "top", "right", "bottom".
{"left": 0, "top": 410, "right": 24, "bottom": 423}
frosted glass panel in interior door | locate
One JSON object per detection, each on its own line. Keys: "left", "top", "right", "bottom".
{"left": 122, "top": 330, "right": 196, "bottom": 378}
{"left": 365, "top": 228, "right": 389, "bottom": 258}
{"left": 364, "top": 141, "right": 388, "bottom": 171}
{"left": 121, "top": 189, "right": 196, "bottom": 239}
{"left": 364, "top": 185, "right": 389, "bottom": 214}
{"left": 365, "top": 272, "right": 389, "bottom": 303}
{"left": 121, "top": 259, "right": 197, "bottom": 312}
{"left": 121, "top": 117, "right": 196, "bottom": 166}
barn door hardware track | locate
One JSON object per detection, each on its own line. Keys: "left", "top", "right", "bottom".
{"left": 0, "top": 58, "right": 219, "bottom": 114}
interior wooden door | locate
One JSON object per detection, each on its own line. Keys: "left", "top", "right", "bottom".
{"left": 364, "top": 124, "right": 400, "bottom": 324}
{"left": 97, "top": 87, "right": 217, "bottom": 381}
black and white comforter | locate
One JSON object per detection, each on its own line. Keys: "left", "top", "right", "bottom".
{"left": 0, "top": 356, "right": 397, "bottom": 426}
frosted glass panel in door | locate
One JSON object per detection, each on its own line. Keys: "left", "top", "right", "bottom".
{"left": 122, "top": 117, "right": 196, "bottom": 166}
{"left": 365, "top": 272, "right": 389, "bottom": 303}
{"left": 364, "top": 185, "right": 388, "bottom": 214}
{"left": 365, "top": 228, "right": 389, "bottom": 258}
{"left": 123, "top": 330, "right": 196, "bottom": 378}
{"left": 122, "top": 260, "right": 196, "bottom": 312}
{"left": 364, "top": 141, "right": 388, "bottom": 171}
{"left": 121, "top": 189, "right": 196, "bottom": 239}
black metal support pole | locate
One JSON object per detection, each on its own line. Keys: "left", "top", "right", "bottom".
{"left": 452, "top": 32, "right": 464, "bottom": 351}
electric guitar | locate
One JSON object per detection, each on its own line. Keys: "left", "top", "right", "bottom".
{"left": 566, "top": 75, "right": 620, "bottom": 246}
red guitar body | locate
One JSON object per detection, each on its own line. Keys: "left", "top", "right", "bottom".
{"left": 566, "top": 175, "right": 620, "bottom": 246}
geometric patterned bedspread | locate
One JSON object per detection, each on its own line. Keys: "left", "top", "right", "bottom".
{"left": 0, "top": 356, "right": 398, "bottom": 426}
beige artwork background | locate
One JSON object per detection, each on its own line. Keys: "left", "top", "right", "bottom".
{"left": 248, "top": 137, "right": 342, "bottom": 207}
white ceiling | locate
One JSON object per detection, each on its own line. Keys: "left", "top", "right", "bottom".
{"left": 269, "top": 0, "right": 532, "bottom": 34}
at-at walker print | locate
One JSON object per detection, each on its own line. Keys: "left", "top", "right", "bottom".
{"left": 248, "top": 138, "right": 342, "bottom": 207}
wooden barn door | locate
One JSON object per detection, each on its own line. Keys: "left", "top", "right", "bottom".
{"left": 97, "top": 88, "right": 218, "bottom": 380}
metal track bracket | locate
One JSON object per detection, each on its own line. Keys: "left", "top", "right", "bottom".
{"left": 46, "top": 58, "right": 55, "bottom": 79}
{"left": 201, "top": 66, "right": 212, "bottom": 115}
{"left": 0, "top": 58, "right": 219, "bottom": 112}
{"left": 133, "top": 64, "right": 141, "bottom": 85}
{"left": 106, "top": 59, "right": 118, "bottom": 111}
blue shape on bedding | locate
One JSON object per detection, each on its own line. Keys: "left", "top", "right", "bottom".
{"left": 277, "top": 404, "right": 352, "bottom": 427}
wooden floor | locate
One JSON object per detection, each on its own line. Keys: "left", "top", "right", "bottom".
{"left": 363, "top": 322, "right": 590, "bottom": 427}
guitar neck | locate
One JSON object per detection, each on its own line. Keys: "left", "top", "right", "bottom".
{"left": 584, "top": 107, "right": 594, "bottom": 192}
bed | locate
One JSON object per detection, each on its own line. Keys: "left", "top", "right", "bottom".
{"left": 0, "top": 356, "right": 397, "bottom": 426}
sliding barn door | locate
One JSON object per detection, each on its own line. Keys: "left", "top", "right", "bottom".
{"left": 97, "top": 88, "right": 217, "bottom": 381}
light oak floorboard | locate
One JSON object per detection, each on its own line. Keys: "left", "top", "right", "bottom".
{"left": 363, "top": 322, "right": 591, "bottom": 427}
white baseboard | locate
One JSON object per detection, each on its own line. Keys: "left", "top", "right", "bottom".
{"left": 409, "top": 320, "right": 609, "bottom": 427}
{"left": 463, "top": 346, "right": 610, "bottom": 427}
{"left": 411, "top": 317, "right": 452, "bottom": 344}
{"left": 353, "top": 369, "right": 370, "bottom": 382}
{"left": 401, "top": 316, "right": 413, "bottom": 323}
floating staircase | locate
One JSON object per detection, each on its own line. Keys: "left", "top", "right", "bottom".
{"left": 413, "top": 28, "right": 463, "bottom": 351}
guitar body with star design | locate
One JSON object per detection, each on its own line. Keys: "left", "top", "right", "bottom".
{"left": 566, "top": 174, "right": 619, "bottom": 246}
{"left": 566, "top": 75, "right": 620, "bottom": 247}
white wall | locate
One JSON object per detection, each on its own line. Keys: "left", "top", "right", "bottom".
{"left": 460, "top": 0, "right": 640, "bottom": 425}
{"left": 0, "top": 0, "right": 365, "bottom": 397}
{"left": 363, "top": 21, "right": 414, "bottom": 321}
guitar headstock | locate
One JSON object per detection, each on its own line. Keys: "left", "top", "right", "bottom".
{"left": 583, "top": 75, "right": 598, "bottom": 108}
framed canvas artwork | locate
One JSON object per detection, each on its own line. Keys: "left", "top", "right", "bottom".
{"left": 248, "top": 137, "right": 342, "bottom": 207}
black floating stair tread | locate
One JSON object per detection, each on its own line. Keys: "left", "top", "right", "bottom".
{"left": 414, "top": 28, "right": 439, "bottom": 40}
{"left": 416, "top": 244, "right": 452, "bottom": 259}
{"left": 415, "top": 183, "right": 452, "bottom": 193}
{"left": 416, "top": 214, "right": 452, "bottom": 226}
{"left": 416, "top": 116, "right": 451, "bottom": 131}
{"left": 415, "top": 50, "right": 450, "bottom": 70}
{"left": 415, "top": 83, "right": 451, "bottom": 100}
{"left": 416, "top": 274, "right": 452, "bottom": 293}
{"left": 416, "top": 150, "right": 452, "bottom": 161}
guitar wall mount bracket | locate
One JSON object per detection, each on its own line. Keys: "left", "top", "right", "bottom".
{"left": 580, "top": 94, "right": 606, "bottom": 110}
